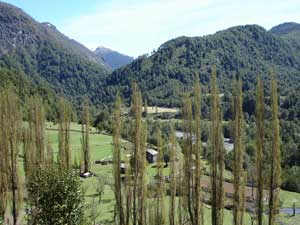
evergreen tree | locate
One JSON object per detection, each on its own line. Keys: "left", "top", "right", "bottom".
{"left": 268, "top": 71, "right": 281, "bottom": 225}
{"left": 255, "top": 77, "right": 265, "bottom": 225}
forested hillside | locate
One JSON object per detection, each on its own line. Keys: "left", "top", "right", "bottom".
{"left": 106, "top": 25, "right": 300, "bottom": 107}
{"left": 0, "top": 2, "right": 109, "bottom": 114}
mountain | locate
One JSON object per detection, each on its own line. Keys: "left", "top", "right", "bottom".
{"left": 94, "top": 47, "right": 134, "bottom": 70}
{"left": 105, "top": 24, "right": 300, "bottom": 107}
{"left": 269, "top": 22, "right": 300, "bottom": 51}
{"left": 269, "top": 22, "right": 300, "bottom": 36}
{"left": 0, "top": 1, "right": 109, "bottom": 113}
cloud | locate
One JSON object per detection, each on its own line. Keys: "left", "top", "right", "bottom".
{"left": 60, "top": 0, "right": 300, "bottom": 57}
{"left": 61, "top": 0, "right": 212, "bottom": 56}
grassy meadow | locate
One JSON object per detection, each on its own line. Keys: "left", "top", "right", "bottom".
{"left": 39, "top": 122, "right": 300, "bottom": 225}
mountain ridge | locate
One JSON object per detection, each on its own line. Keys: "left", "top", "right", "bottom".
{"left": 0, "top": 1, "right": 109, "bottom": 111}
{"left": 94, "top": 46, "right": 134, "bottom": 70}
{"left": 105, "top": 24, "right": 300, "bottom": 106}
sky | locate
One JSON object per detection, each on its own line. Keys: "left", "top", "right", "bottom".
{"left": 3, "top": 0, "right": 300, "bottom": 57}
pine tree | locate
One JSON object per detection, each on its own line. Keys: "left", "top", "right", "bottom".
{"left": 256, "top": 77, "right": 265, "bottom": 225}
{"left": 81, "top": 100, "right": 90, "bottom": 173}
{"left": 210, "top": 67, "right": 224, "bottom": 225}
{"left": 113, "top": 95, "right": 125, "bottom": 225}
{"left": 233, "top": 77, "right": 245, "bottom": 225}
{"left": 268, "top": 71, "right": 281, "bottom": 225}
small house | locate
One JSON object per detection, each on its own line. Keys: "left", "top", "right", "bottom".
{"left": 146, "top": 148, "right": 158, "bottom": 163}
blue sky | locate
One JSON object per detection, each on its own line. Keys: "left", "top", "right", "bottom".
{"left": 3, "top": 0, "right": 300, "bottom": 57}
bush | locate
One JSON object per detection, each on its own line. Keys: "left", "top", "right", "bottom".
{"left": 27, "top": 166, "right": 86, "bottom": 225}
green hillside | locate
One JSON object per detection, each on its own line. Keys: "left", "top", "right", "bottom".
{"left": 0, "top": 2, "right": 109, "bottom": 110}
{"left": 106, "top": 25, "right": 300, "bottom": 107}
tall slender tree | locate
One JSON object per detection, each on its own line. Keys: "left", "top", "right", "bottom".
{"left": 28, "top": 96, "right": 46, "bottom": 167}
{"left": 194, "top": 79, "right": 204, "bottom": 225}
{"left": 58, "top": 98, "right": 72, "bottom": 170}
{"left": 169, "top": 128, "right": 177, "bottom": 225}
{"left": 233, "top": 77, "right": 245, "bottom": 225}
{"left": 139, "top": 122, "right": 147, "bottom": 225}
{"left": 130, "top": 82, "right": 147, "bottom": 225}
{"left": 182, "top": 94, "right": 195, "bottom": 225}
{"left": 256, "top": 77, "right": 265, "bottom": 225}
{"left": 113, "top": 94, "right": 125, "bottom": 225}
{"left": 81, "top": 100, "right": 90, "bottom": 173}
{"left": 155, "top": 128, "right": 166, "bottom": 225}
{"left": 210, "top": 67, "right": 224, "bottom": 225}
{"left": 0, "top": 89, "right": 22, "bottom": 225}
{"left": 268, "top": 71, "right": 281, "bottom": 225}
{"left": 0, "top": 93, "right": 9, "bottom": 222}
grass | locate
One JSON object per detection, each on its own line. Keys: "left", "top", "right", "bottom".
{"left": 13, "top": 122, "right": 300, "bottom": 225}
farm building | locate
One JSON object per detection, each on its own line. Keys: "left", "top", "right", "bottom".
{"left": 120, "top": 163, "right": 126, "bottom": 174}
{"left": 146, "top": 148, "right": 158, "bottom": 163}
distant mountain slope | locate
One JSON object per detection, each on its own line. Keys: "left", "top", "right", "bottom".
{"left": 105, "top": 25, "right": 300, "bottom": 107}
{"left": 0, "top": 1, "right": 109, "bottom": 108}
{"left": 95, "top": 47, "right": 134, "bottom": 70}
{"left": 270, "top": 22, "right": 300, "bottom": 35}
{"left": 269, "top": 22, "right": 300, "bottom": 51}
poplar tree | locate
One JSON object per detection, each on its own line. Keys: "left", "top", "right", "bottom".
{"left": 139, "top": 122, "right": 147, "bottom": 225}
{"left": 268, "top": 71, "right": 281, "bottom": 225}
{"left": 130, "top": 82, "right": 146, "bottom": 225}
{"left": 81, "top": 100, "right": 90, "bottom": 173}
{"left": 58, "top": 99, "right": 72, "bottom": 170}
{"left": 194, "top": 79, "right": 204, "bottom": 225}
{"left": 0, "top": 93, "right": 9, "bottom": 222}
{"left": 256, "top": 77, "right": 265, "bottom": 225}
{"left": 113, "top": 95, "right": 125, "bottom": 225}
{"left": 182, "top": 94, "right": 194, "bottom": 224}
{"left": 233, "top": 77, "right": 245, "bottom": 225}
{"left": 169, "top": 128, "right": 177, "bottom": 225}
{"left": 210, "top": 67, "right": 224, "bottom": 225}
{"left": 28, "top": 96, "right": 46, "bottom": 167}
{"left": 155, "top": 128, "right": 166, "bottom": 225}
{"left": 0, "top": 89, "right": 22, "bottom": 225}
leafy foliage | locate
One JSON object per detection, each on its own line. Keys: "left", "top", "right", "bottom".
{"left": 27, "top": 167, "right": 85, "bottom": 225}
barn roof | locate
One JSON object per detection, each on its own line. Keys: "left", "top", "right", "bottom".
{"left": 146, "top": 148, "right": 158, "bottom": 156}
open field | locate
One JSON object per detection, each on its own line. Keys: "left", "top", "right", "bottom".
{"left": 44, "top": 123, "right": 300, "bottom": 225}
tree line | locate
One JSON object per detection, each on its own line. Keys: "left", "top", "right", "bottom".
{"left": 112, "top": 68, "right": 281, "bottom": 225}
{"left": 0, "top": 66, "right": 283, "bottom": 225}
